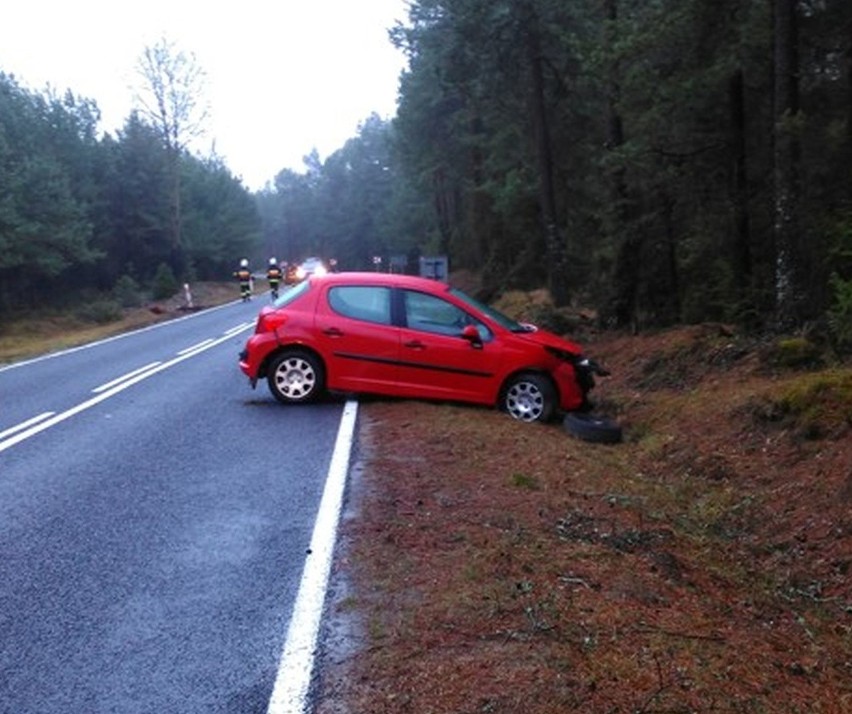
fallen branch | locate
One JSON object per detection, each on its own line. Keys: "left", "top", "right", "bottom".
{"left": 634, "top": 622, "right": 726, "bottom": 643}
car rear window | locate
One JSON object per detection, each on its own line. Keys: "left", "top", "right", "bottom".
{"left": 328, "top": 286, "right": 392, "bottom": 325}
{"left": 272, "top": 279, "right": 309, "bottom": 307}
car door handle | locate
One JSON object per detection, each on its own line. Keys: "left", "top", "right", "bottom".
{"left": 403, "top": 340, "right": 425, "bottom": 350}
{"left": 323, "top": 327, "right": 344, "bottom": 337}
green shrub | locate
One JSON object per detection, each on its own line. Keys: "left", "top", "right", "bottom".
{"left": 827, "top": 273, "right": 852, "bottom": 354}
{"left": 777, "top": 370, "right": 852, "bottom": 439}
{"left": 113, "top": 274, "right": 142, "bottom": 308}
{"left": 152, "top": 263, "right": 179, "bottom": 300}
{"left": 511, "top": 472, "right": 541, "bottom": 490}
{"left": 761, "top": 336, "right": 823, "bottom": 370}
{"left": 75, "top": 300, "right": 122, "bottom": 324}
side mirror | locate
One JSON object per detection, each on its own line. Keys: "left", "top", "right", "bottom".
{"left": 461, "top": 325, "right": 483, "bottom": 348}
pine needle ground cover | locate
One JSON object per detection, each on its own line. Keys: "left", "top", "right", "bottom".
{"left": 316, "top": 325, "right": 851, "bottom": 714}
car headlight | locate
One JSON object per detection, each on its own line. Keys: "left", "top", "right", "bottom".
{"left": 545, "top": 348, "right": 611, "bottom": 377}
{"left": 574, "top": 356, "right": 611, "bottom": 376}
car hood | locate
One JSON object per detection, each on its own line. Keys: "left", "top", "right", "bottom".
{"left": 513, "top": 325, "right": 583, "bottom": 355}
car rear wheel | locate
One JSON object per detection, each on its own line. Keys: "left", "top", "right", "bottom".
{"left": 267, "top": 350, "right": 325, "bottom": 404}
{"left": 502, "top": 373, "right": 556, "bottom": 423}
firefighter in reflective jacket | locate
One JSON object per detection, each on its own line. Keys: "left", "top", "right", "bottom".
{"left": 234, "top": 258, "right": 252, "bottom": 301}
{"left": 266, "top": 257, "right": 283, "bottom": 299}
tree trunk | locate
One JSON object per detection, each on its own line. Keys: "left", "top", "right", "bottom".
{"left": 601, "top": 0, "right": 641, "bottom": 329}
{"left": 772, "top": 0, "right": 803, "bottom": 328}
{"left": 523, "top": 1, "right": 570, "bottom": 306}
{"left": 847, "top": 43, "right": 852, "bottom": 149}
{"left": 729, "top": 69, "right": 753, "bottom": 300}
{"left": 659, "top": 191, "right": 681, "bottom": 324}
{"left": 469, "top": 115, "right": 490, "bottom": 267}
{"left": 431, "top": 168, "right": 455, "bottom": 257}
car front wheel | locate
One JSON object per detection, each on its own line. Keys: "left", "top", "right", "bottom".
{"left": 502, "top": 373, "right": 556, "bottom": 423}
{"left": 267, "top": 350, "right": 325, "bottom": 404}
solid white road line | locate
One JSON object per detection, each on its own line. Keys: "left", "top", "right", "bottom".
{"left": 266, "top": 399, "right": 359, "bottom": 714}
{"left": 0, "top": 411, "right": 56, "bottom": 440}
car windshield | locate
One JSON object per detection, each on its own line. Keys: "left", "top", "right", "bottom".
{"left": 272, "top": 279, "right": 309, "bottom": 307}
{"left": 448, "top": 287, "right": 531, "bottom": 332}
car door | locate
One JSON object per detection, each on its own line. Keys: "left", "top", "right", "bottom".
{"left": 395, "top": 288, "right": 502, "bottom": 404}
{"left": 313, "top": 284, "right": 401, "bottom": 393}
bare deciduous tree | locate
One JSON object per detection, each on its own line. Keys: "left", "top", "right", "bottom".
{"left": 135, "top": 36, "right": 208, "bottom": 154}
{"left": 134, "top": 37, "right": 209, "bottom": 262}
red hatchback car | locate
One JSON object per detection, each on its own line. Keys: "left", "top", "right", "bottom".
{"left": 238, "top": 272, "right": 609, "bottom": 423}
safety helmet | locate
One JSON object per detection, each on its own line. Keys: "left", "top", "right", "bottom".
{"left": 240, "top": 258, "right": 248, "bottom": 268}
{"left": 269, "top": 257, "right": 277, "bottom": 265}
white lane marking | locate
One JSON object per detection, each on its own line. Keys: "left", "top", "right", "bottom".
{"left": 0, "top": 412, "right": 56, "bottom": 440}
{"left": 0, "top": 300, "right": 243, "bottom": 374}
{"left": 225, "top": 322, "right": 254, "bottom": 336}
{"left": 0, "top": 323, "right": 254, "bottom": 455}
{"left": 267, "top": 400, "right": 359, "bottom": 714}
{"left": 92, "top": 362, "right": 162, "bottom": 393}
{"left": 178, "top": 339, "right": 214, "bottom": 356}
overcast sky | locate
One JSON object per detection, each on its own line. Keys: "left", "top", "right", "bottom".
{"left": 0, "top": 0, "right": 409, "bottom": 191}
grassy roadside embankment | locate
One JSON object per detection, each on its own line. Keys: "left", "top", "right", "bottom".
{"left": 0, "top": 282, "right": 238, "bottom": 365}
{"left": 315, "top": 324, "right": 852, "bottom": 713}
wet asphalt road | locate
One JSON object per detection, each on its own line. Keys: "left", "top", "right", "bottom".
{"left": 0, "top": 298, "right": 348, "bottom": 713}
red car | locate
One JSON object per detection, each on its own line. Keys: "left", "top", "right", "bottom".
{"left": 238, "top": 272, "right": 609, "bottom": 423}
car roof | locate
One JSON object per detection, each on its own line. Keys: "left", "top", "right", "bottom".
{"left": 309, "top": 271, "right": 452, "bottom": 292}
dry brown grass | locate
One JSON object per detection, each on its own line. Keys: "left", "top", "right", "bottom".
{"left": 0, "top": 282, "right": 237, "bottom": 364}
{"left": 316, "top": 325, "right": 852, "bottom": 714}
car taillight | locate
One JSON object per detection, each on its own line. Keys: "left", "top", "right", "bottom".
{"left": 257, "top": 310, "right": 288, "bottom": 334}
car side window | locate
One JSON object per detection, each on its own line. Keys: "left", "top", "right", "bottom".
{"left": 403, "top": 290, "right": 490, "bottom": 339}
{"left": 328, "top": 286, "right": 392, "bottom": 325}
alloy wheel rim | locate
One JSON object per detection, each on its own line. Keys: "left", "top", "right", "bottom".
{"left": 276, "top": 357, "right": 316, "bottom": 398}
{"left": 506, "top": 382, "right": 543, "bottom": 422}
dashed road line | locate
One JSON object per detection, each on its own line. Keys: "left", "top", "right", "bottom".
{"left": 92, "top": 362, "right": 162, "bottom": 393}
{"left": 0, "top": 324, "right": 253, "bottom": 455}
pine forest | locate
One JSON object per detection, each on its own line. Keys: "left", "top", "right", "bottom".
{"left": 2, "top": 0, "right": 851, "bottom": 349}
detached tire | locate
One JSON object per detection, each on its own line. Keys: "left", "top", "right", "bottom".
{"left": 563, "top": 412, "right": 622, "bottom": 444}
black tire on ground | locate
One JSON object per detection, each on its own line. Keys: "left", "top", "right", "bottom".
{"left": 563, "top": 412, "right": 623, "bottom": 444}
{"left": 267, "top": 350, "right": 325, "bottom": 404}
{"left": 502, "top": 372, "right": 557, "bottom": 423}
